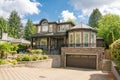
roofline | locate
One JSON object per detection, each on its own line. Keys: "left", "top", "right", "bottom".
{"left": 67, "top": 28, "right": 97, "bottom": 32}
{"left": 34, "top": 21, "right": 75, "bottom": 26}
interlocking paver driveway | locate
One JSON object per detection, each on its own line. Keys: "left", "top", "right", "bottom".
{"left": 0, "top": 67, "right": 111, "bottom": 80}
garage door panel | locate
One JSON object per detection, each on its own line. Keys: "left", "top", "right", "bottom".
{"left": 66, "top": 55, "right": 96, "bottom": 69}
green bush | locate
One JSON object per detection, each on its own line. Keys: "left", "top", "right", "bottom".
{"left": 110, "top": 39, "right": 120, "bottom": 70}
{"left": 0, "top": 59, "right": 2, "bottom": 65}
{"left": 29, "top": 49, "right": 43, "bottom": 54}
{"left": 2, "top": 60, "right": 10, "bottom": 64}
{"left": 32, "top": 54, "right": 39, "bottom": 61}
{"left": 11, "top": 60, "right": 18, "bottom": 65}
{"left": 42, "top": 55, "right": 49, "bottom": 59}
{"left": 16, "top": 54, "right": 32, "bottom": 61}
{"left": 10, "top": 51, "right": 17, "bottom": 55}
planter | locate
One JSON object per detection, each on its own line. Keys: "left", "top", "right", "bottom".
{"left": 111, "top": 61, "right": 120, "bottom": 80}
{"left": 19, "top": 59, "right": 53, "bottom": 68}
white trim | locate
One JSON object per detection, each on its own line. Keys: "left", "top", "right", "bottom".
{"left": 75, "top": 32, "right": 81, "bottom": 47}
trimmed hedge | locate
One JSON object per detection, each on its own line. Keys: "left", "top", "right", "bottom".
{"left": 110, "top": 39, "right": 120, "bottom": 70}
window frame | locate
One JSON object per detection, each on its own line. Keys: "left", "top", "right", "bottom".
{"left": 75, "top": 32, "right": 81, "bottom": 47}
{"left": 83, "top": 32, "right": 89, "bottom": 47}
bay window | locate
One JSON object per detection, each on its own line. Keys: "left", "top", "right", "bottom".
{"left": 75, "top": 32, "right": 81, "bottom": 47}
{"left": 83, "top": 32, "right": 89, "bottom": 47}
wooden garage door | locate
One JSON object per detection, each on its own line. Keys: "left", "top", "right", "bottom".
{"left": 66, "top": 55, "right": 96, "bottom": 69}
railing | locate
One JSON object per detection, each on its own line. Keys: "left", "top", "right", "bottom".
{"left": 62, "top": 43, "right": 104, "bottom": 47}
{"left": 33, "top": 43, "right": 104, "bottom": 54}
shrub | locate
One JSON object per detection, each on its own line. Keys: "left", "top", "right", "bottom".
{"left": 16, "top": 54, "right": 32, "bottom": 61}
{"left": 110, "top": 39, "right": 120, "bottom": 70}
{"left": 0, "top": 59, "right": 2, "bottom": 65}
{"left": 10, "top": 51, "right": 17, "bottom": 55}
{"left": 32, "top": 54, "right": 39, "bottom": 61}
{"left": 29, "top": 49, "right": 43, "bottom": 54}
{"left": 42, "top": 55, "right": 49, "bottom": 59}
{"left": 2, "top": 60, "right": 10, "bottom": 64}
{"left": 11, "top": 60, "right": 18, "bottom": 65}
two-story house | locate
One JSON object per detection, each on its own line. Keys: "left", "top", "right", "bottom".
{"left": 31, "top": 19, "right": 104, "bottom": 70}
{"left": 31, "top": 19, "right": 75, "bottom": 54}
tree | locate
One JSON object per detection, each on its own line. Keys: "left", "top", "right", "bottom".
{"left": 66, "top": 18, "right": 77, "bottom": 25}
{"left": 97, "top": 14, "right": 120, "bottom": 48}
{"left": 0, "top": 17, "right": 8, "bottom": 33}
{"left": 8, "top": 11, "right": 23, "bottom": 38}
{"left": 24, "top": 19, "right": 36, "bottom": 40}
{"left": 110, "top": 39, "right": 120, "bottom": 70}
{"left": 89, "top": 8, "right": 102, "bottom": 28}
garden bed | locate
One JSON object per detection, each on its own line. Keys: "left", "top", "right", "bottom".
{"left": 18, "top": 59, "right": 53, "bottom": 68}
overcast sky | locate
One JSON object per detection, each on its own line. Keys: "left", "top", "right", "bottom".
{"left": 0, "top": 0, "right": 120, "bottom": 25}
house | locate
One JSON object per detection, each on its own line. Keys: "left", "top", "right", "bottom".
{"left": 0, "top": 32, "right": 30, "bottom": 45}
{"left": 31, "top": 19, "right": 104, "bottom": 70}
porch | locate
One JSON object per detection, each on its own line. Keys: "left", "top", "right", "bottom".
{"left": 31, "top": 36, "right": 67, "bottom": 55}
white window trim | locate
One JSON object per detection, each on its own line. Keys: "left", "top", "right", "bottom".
{"left": 83, "top": 32, "right": 90, "bottom": 47}
{"left": 49, "top": 25, "right": 53, "bottom": 32}
{"left": 75, "top": 32, "right": 81, "bottom": 47}
{"left": 69, "top": 33, "right": 74, "bottom": 47}
{"left": 42, "top": 25, "right": 48, "bottom": 32}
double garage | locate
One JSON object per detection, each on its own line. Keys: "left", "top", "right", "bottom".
{"left": 66, "top": 54, "right": 97, "bottom": 69}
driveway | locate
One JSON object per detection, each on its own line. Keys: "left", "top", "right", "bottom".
{"left": 0, "top": 67, "right": 111, "bottom": 80}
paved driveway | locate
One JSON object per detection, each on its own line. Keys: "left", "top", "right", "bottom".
{"left": 0, "top": 67, "right": 111, "bottom": 80}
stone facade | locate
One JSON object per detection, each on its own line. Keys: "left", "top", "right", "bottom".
{"left": 61, "top": 47, "right": 104, "bottom": 70}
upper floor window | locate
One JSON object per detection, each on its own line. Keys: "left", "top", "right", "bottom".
{"left": 69, "top": 33, "right": 74, "bottom": 47}
{"left": 41, "top": 21, "right": 48, "bottom": 25}
{"left": 83, "top": 32, "right": 89, "bottom": 47}
{"left": 75, "top": 32, "right": 81, "bottom": 47}
{"left": 37, "top": 26, "right": 41, "bottom": 33}
{"left": 91, "top": 32, "right": 96, "bottom": 47}
{"left": 42, "top": 26, "right": 48, "bottom": 32}
{"left": 49, "top": 25, "right": 53, "bottom": 32}
{"left": 57, "top": 25, "right": 69, "bottom": 32}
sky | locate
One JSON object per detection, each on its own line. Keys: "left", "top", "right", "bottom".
{"left": 0, "top": 0, "right": 120, "bottom": 26}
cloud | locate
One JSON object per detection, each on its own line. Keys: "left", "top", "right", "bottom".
{"left": 70, "top": 0, "right": 120, "bottom": 16}
{"left": 0, "top": 0, "right": 41, "bottom": 19}
{"left": 61, "top": 10, "right": 76, "bottom": 21}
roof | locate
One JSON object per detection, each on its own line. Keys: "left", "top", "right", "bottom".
{"left": 31, "top": 32, "right": 66, "bottom": 38}
{"left": 68, "top": 23, "right": 97, "bottom": 32}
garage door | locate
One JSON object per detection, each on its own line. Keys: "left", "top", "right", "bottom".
{"left": 66, "top": 55, "right": 96, "bottom": 69}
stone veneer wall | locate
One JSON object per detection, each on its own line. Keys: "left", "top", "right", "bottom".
{"left": 61, "top": 47, "right": 104, "bottom": 70}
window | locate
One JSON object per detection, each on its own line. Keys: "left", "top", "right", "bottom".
{"left": 37, "top": 26, "right": 40, "bottom": 33}
{"left": 57, "top": 25, "right": 69, "bottom": 32}
{"left": 91, "top": 32, "right": 96, "bottom": 47}
{"left": 75, "top": 32, "right": 81, "bottom": 47}
{"left": 42, "top": 26, "right": 48, "bottom": 32}
{"left": 41, "top": 21, "right": 48, "bottom": 25}
{"left": 49, "top": 25, "right": 53, "bottom": 32}
{"left": 69, "top": 33, "right": 74, "bottom": 47}
{"left": 83, "top": 32, "right": 89, "bottom": 47}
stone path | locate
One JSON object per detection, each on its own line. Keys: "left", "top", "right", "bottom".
{"left": 0, "top": 67, "right": 112, "bottom": 80}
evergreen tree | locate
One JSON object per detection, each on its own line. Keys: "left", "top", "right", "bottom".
{"left": 8, "top": 11, "right": 23, "bottom": 38}
{"left": 89, "top": 8, "right": 102, "bottom": 28}
{"left": 24, "top": 19, "right": 36, "bottom": 40}
{"left": 0, "top": 17, "right": 8, "bottom": 33}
